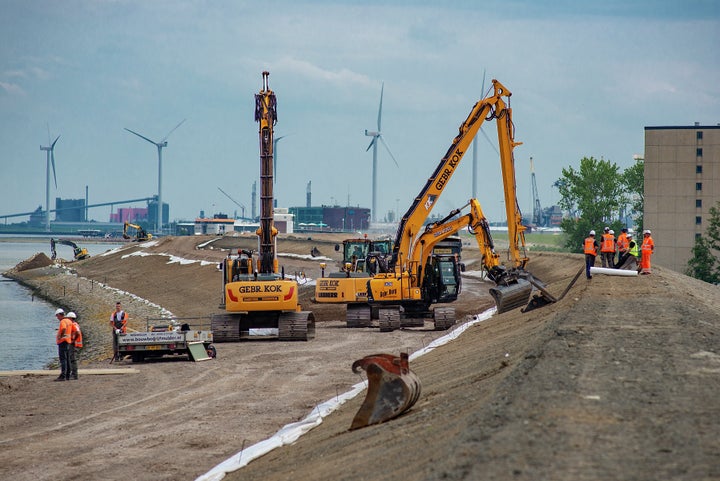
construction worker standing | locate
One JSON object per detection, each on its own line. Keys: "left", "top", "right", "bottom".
{"left": 584, "top": 230, "right": 599, "bottom": 279}
{"left": 640, "top": 230, "right": 655, "bottom": 275}
{"left": 68, "top": 312, "right": 82, "bottom": 380}
{"left": 110, "top": 301, "right": 128, "bottom": 361}
{"left": 54, "top": 308, "right": 73, "bottom": 381}
{"left": 600, "top": 227, "right": 616, "bottom": 268}
{"left": 616, "top": 228, "right": 629, "bottom": 259}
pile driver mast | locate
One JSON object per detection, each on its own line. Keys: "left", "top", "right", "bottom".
{"left": 256, "top": 71, "right": 278, "bottom": 275}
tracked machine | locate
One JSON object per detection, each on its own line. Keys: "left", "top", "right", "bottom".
{"left": 123, "top": 221, "right": 152, "bottom": 242}
{"left": 212, "top": 72, "right": 315, "bottom": 342}
{"left": 366, "top": 79, "right": 554, "bottom": 328}
{"left": 314, "top": 236, "right": 393, "bottom": 327}
{"left": 50, "top": 238, "right": 90, "bottom": 261}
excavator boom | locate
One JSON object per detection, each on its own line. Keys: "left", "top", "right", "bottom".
{"left": 391, "top": 80, "right": 512, "bottom": 272}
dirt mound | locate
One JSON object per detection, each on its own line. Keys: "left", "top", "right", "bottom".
{"left": 11, "top": 252, "right": 53, "bottom": 272}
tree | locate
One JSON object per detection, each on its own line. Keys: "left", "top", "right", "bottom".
{"left": 556, "top": 157, "right": 626, "bottom": 252}
{"left": 686, "top": 202, "right": 720, "bottom": 284}
{"left": 685, "top": 236, "right": 720, "bottom": 284}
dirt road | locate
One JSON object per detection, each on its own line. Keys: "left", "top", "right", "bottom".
{"left": 1, "top": 235, "right": 718, "bottom": 481}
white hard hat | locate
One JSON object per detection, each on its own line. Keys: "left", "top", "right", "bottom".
{"left": 627, "top": 233, "right": 633, "bottom": 238}
{"left": 644, "top": 229, "right": 651, "bottom": 235}
{"left": 55, "top": 308, "right": 65, "bottom": 316}
{"left": 609, "top": 230, "right": 614, "bottom": 235}
{"left": 604, "top": 226, "right": 610, "bottom": 232}
{"left": 67, "top": 312, "right": 77, "bottom": 319}
{"left": 589, "top": 230, "right": 595, "bottom": 236}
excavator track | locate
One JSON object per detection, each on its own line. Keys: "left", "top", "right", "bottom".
{"left": 350, "top": 352, "right": 421, "bottom": 430}
{"left": 433, "top": 306, "right": 456, "bottom": 330}
{"left": 378, "top": 307, "right": 401, "bottom": 332}
{"left": 346, "top": 304, "right": 372, "bottom": 328}
{"left": 211, "top": 314, "right": 241, "bottom": 343}
{"left": 278, "top": 312, "right": 316, "bottom": 341}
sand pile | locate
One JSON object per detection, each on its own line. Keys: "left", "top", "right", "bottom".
{"left": 10, "top": 252, "right": 53, "bottom": 272}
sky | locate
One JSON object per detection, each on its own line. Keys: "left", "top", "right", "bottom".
{"left": 1, "top": 0, "right": 719, "bottom": 228}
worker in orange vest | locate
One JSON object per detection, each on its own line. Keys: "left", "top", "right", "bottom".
{"left": 584, "top": 230, "right": 599, "bottom": 279}
{"left": 68, "top": 312, "right": 82, "bottom": 380}
{"left": 640, "top": 229, "right": 655, "bottom": 275}
{"left": 600, "top": 227, "right": 616, "bottom": 268}
{"left": 616, "top": 228, "right": 629, "bottom": 259}
{"left": 54, "top": 308, "right": 73, "bottom": 381}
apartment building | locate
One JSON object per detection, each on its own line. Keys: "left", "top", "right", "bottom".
{"left": 644, "top": 124, "right": 720, "bottom": 273}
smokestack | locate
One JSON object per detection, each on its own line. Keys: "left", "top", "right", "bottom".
{"left": 85, "top": 185, "right": 88, "bottom": 222}
{"left": 306, "top": 181, "right": 311, "bottom": 208}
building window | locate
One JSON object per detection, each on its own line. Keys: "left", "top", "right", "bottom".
{"left": 696, "top": 233, "right": 702, "bottom": 240}
{"left": 696, "top": 182, "right": 702, "bottom": 191}
{"left": 697, "top": 131, "right": 703, "bottom": 140}
{"left": 697, "top": 148, "right": 703, "bottom": 157}
{"left": 696, "top": 216, "right": 702, "bottom": 225}
{"left": 696, "top": 165, "right": 703, "bottom": 174}
{"left": 696, "top": 199, "right": 702, "bottom": 208}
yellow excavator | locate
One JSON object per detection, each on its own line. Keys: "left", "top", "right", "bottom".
{"left": 123, "top": 221, "right": 152, "bottom": 242}
{"left": 50, "top": 238, "right": 90, "bottom": 261}
{"left": 212, "top": 72, "right": 315, "bottom": 342}
{"left": 314, "top": 236, "right": 393, "bottom": 327}
{"left": 366, "top": 79, "right": 554, "bottom": 328}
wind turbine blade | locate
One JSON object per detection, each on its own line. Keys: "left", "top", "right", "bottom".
{"left": 366, "top": 137, "right": 377, "bottom": 152}
{"left": 377, "top": 82, "right": 384, "bottom": 131}
{"left": 51, "top": 135, "right": 60, "bottom": 149}
{"left": 46, "top": 123, "right": 51, "bottom": 145}
{"left": 51, "top": 150, "right": 57, "bottom": 189}
{"left": 124, "top": 127, "right": 157, "bottom": 145}
{"left": 162, "top": 118, "right": 186, "bottom": 142}
{"left": 378, "top": 135, "right": 399, "bottom": 168}
{"left": 481, "top": 68, "right": 487, "bottom": 97}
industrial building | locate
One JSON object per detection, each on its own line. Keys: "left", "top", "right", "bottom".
{"left": 644, "top": 123, "right": 720, "bottom": 273}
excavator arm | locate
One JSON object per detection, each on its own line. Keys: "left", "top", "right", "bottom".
{"left": 390, "top": 80, "right": 513, "bottom": 273}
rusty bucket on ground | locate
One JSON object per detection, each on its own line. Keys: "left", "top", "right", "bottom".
{"left": 349, "top": 352, "right": 421, "bottom": 430}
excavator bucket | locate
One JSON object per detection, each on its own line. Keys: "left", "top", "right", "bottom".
{"left": 349, "top": 352, "right": 421, "bottom": 430}
{"left": 489, "top": 278, "right": 533, "bottom": 313}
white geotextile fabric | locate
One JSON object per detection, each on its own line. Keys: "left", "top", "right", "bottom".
{"left": 195, "top": 307, "right": 496, "bottom": 481}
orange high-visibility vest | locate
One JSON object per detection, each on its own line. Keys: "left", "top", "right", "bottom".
{"left": 641, "top": 236, "right": 654, "bottom": 252}
{"left": 601, "top": 233, "right": 616, "bottom": 253}
{"left": 71, "top": 321, "right": 83, "bottom": 349}
{"left": 56, "top": 318, "right": 73, "bottom": 344}
{"left": 584, "top": 237, "right": 597, "bottom": 256}
{"left": 617, "top": 233, "right": 629, "bottom": 252}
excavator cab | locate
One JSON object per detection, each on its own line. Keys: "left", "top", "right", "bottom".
{"left": 421, "top": 237, "right": 463, "bottom": 304}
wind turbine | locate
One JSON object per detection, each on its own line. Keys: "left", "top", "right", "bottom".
{"left": 40, "top": 127, "right": 60, "bottom": 231}
{"left": 472, "top": 69, "right": 488, "bottom": 200}
{"left": 124, "top": 119, "right": 186, "bottom": 235}
{"left": 365, "top": 82, "right": 399, "bottom": 224}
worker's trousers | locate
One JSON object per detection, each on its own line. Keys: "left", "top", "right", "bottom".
{"left": 57, "top": 342, "right": 71, "bottom": 379}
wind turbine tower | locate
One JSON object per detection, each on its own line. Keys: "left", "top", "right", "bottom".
{"left": 365, "top": 82, "right": 399, "bottom": 223}
{"left": 124, "top": 119, "right": 186, "bottom": 234}
{"left": 40, "top": 131, "right": 60, "bottom": 231}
